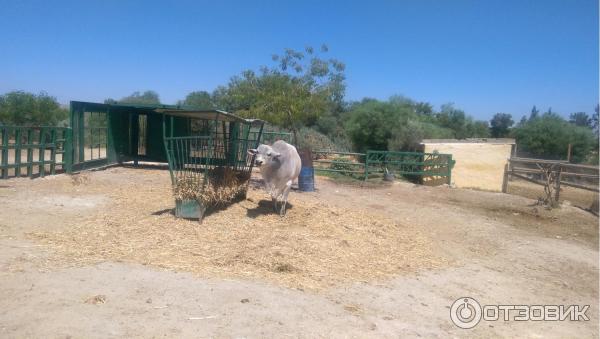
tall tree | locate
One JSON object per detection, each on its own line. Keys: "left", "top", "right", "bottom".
{"left": 569, "top": 112, "right": 592, "bottom": 127}
{"left": 529, "top": 105, "right": 539, "bottom": 121}
{"left": 490, "top": 113, "right": 514, "bottom": 137}
{"left": 589, "top": 104, "right": 599, "bottom": 135}
{"left": 213, "top": 45, "right": 346, "bottom": 143}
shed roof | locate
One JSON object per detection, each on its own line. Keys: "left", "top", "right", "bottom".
{"left": 155, "top": 108, "right": 262, "bottom": 125}
{"left": 70, "top": 101, "right": 262, "bottom": 125}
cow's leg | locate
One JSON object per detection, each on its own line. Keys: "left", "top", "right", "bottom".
{"left": 279, "top": 180, "right": 293, "bottom": 217}
{"left": 272, "top": 196, "right": 278, "bottom": 212}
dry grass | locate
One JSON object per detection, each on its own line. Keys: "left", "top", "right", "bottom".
{"left": 27, "top": 169, "right": 445, "bottom": 290}
{"left": 172, "top": 167, "right": 249, "bottom": 206}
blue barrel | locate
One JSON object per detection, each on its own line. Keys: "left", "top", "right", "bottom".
{"left": 298, "top": 166, "right": 315, "bottom": 192}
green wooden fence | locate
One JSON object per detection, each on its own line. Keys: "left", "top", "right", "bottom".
{"left": 0, "top": 126, "right": 72, "bottom": 179}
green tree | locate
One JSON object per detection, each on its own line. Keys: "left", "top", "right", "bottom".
{"left": 490, "top": 113, "right": 514, "bottom": 137}
{"left": 213, "top": 45, "right": 346, "bottom": 143}
{"left": 529, "top": 105, "right": 539, "bottom": 121}
{"left": 0, "top": 91, "right": 68, "bottom": 126}
{"left": 436, "top": 104, "right": 468, "bottom": 138}
{"left": 466, "top": 119, "right": 491, "bottom": 138}
{"left": 179, "top": 91, "right": 214, "bottom": 108}
{"left": 569, "top": 112, "right": 591, "bottom": 127}
{"left": 345, "top": 99, "right": 403, "bottom": 152}
{"left": 118, "top": 91, "right": 161, "bottom": 105}
{"left": 512, "top": 112, "right": 596, "bottom": 163}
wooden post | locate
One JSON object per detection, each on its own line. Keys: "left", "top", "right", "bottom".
{"left": 567, "top": 143, "right": 572, "bottom": 162}
{"left": 502, "top": 163, "right": 510, "bottom": 193}
{"left": 554, "top": 165, "right": 562, "bottom": 204}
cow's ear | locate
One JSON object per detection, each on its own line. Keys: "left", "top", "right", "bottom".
{"left": 247, "top": 149, "right": 258, "bottom": 155}
{"left": 272, "top": 151, "right": 281, "bottom": 158}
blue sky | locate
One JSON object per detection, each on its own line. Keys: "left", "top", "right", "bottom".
{"left": 0, "top": 0, "right": 598, "bottom": 120}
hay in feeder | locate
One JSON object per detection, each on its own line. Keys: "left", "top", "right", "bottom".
{"left": 172, "top": 167, "right": 250, "bottom": 206}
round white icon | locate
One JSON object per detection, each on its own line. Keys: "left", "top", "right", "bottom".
{"left": 450, "top": 297, "right": 482, "bottom": 329}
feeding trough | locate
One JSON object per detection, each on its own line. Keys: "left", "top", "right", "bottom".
{"left": 161, "top": 109, "right": 264, "bottom": 221}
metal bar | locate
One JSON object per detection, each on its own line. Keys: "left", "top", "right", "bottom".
{"left": 0, "top": 128, "right": 7, "bottom": 179}
{"left": 14, "top": 128, "right": 22, "bottom": 177}
{"left": 39, "top": 128, "right": 46, "bottom": 177}
{"left": 26, "top": 129, "right": 33, "bottom": 177}
{"left": 64, "top": 128, "right": 73, "bottom": 173}
{"left": 50, "top": 129, "right": 57, "bottom": 175}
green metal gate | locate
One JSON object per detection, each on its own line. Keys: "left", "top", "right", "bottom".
{"left": 0, "top": 126, "right": 72, "bottom": 179}
{"left": 365, "top": 150, "right": 454, "bottom": 184}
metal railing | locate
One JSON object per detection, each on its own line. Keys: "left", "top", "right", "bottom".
{"left": 0, "top": 126, "right": 72, "bottom": 179}
{"left": 311, "top": 149, "right": 454, "bottom": 184}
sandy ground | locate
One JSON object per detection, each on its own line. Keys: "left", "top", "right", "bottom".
{"left": 0, "top": 166, "right": 598, "bottom": 338}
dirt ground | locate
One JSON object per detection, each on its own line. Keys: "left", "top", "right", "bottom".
{"left": 0, "top": 166, "right": 597, "bottom": 338}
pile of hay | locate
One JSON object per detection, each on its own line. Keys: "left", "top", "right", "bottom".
{"left": 172, "top": 167, "right": 249, "bottom": 206}
{"left": 28, "top": 175, "right": 446, "bottom": 290}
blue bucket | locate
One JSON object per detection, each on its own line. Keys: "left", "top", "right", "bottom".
{"left": 298, "top": 166, "right": 315, "bottom": 192}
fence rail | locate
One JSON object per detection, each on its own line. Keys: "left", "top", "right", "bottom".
{"left": 503, "top": 157, "right": 600, "bottom": 197}
{"left": 0, "top": 126, "right": 72, "bottom": 179}
{"left": 311, "top": 149, "right": 454, "bottom": 184}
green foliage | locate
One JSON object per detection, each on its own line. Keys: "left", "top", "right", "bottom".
{"left": 211, "top": 46, "right": 345, "bottom": 143}
{"left": 117, "top": 91, "right": 161, "bottom": 105}
{"left": 345, "top": 99, "right": 404, "bottom": 152}
{"left": 0, "top": 91, "right": 68, "bottom": 126}
{"left": 345, "top": 98, "right": 488, "bottom": 152}
{"left": 569, "top": 112, "right": 592, "bottom": 127}
{"left": 179, "top": 91, "right": 214, "bottom": 109}
{"left": 512, "top": 112, "right": 596, "bottom": 163}
{"left": 296, "top": 127, "right": 351, "bottom": 152}
{"left": 490, "top": 113, "right": 513, "bottom": 137}
{"left": 388, "top": 120, "right": 455, "bottom": 151}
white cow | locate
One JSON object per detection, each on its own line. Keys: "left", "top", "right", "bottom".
{"left": 248, "top": 140, "right": 301, "bottom": 216}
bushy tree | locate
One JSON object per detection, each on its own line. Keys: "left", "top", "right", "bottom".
{"left": 118, "top": 91, "right": 161, "bottom": 105}
{"left": 512, "top": 112, "right": 596, "bottom": 163}
{"left": 345, "top": 99, "right": 403, "bottom": 152}
{"left": 490, "top": 113, "right": 514, "bottom": 137}
{"left": 0, "top": 91, "right": 68, "bottom": 126}
{"left": 180, "top": 91, "right": 214, "bottom": 108}
{"left": 212, "top": 46, "right": 345, "bottom": 144}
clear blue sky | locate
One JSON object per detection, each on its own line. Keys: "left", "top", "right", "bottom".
{"left": 1, "top": 0, "right": 598, "bottom": 120}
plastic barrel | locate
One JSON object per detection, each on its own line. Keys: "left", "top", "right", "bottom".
{"left": 298, "top": 167, "right": 315, "bottom": 192}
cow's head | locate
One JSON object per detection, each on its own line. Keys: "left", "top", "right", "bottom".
{"left": 248, "top": 144, "right": 281, "bottom": 167}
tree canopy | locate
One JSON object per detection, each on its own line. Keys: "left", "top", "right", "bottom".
{"left": 512, "top": 112, "right": 596, "bottom": 163}
{"left": 0, "top": 91, "right": 68, "bottom": 126}
{"left": 490, "top": 113, "right": 514, "bottom": 137}
{"left": 105, "top": 91, "right": 161, "bottom": 106}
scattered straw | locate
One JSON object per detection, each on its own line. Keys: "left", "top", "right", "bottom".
{"left": 27, "top": 168, "right": 446, "bottom": 291}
